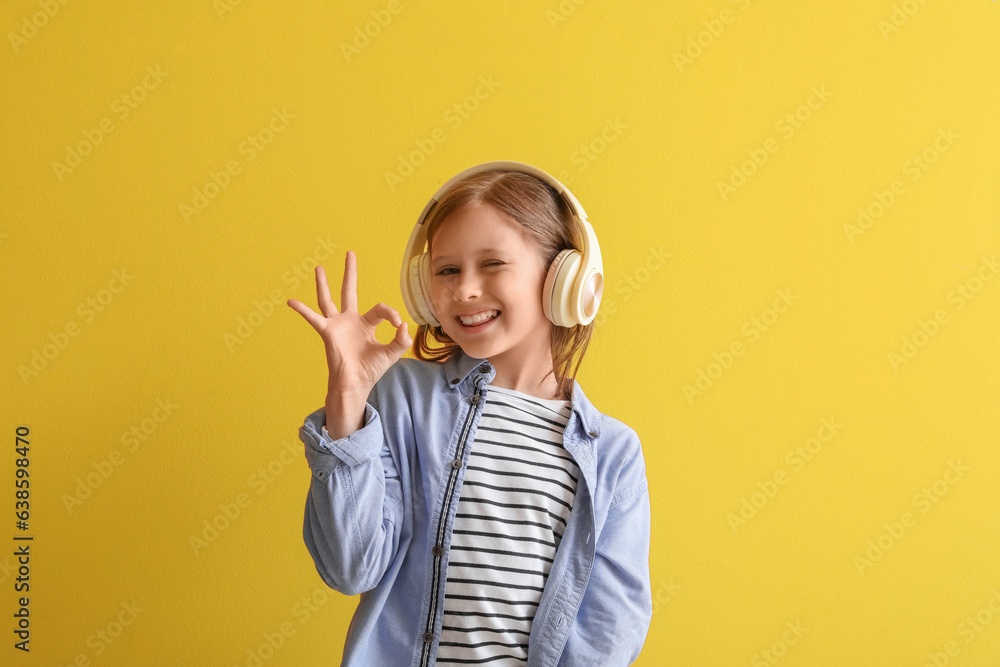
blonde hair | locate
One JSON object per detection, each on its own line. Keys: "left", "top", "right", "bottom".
{"left": 411, "top": 169, "right": 594, "bottom": 401}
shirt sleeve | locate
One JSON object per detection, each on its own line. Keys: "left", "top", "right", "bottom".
{"left": 299, "top": 383, "right": 406, "bottom": 596}
{"left": 559, "top": 466, "right": 652, "bottom": 665}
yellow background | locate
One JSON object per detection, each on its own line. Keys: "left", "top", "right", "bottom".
{"left": 2, "top": 0, "right": 998, "bottom": 665}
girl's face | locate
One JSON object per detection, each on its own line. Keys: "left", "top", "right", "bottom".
{"left": 429, "top": 202, "right": 554, "bottom": 374}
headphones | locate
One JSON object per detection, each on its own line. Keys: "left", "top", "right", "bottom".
{"left": 399, "top": 160, "right": 604, "bottom": 329}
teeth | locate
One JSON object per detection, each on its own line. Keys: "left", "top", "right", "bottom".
{"left": 459, "top": 310, "right": 499, "bottom": 326}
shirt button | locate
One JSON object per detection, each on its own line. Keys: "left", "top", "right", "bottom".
{"left": 589, "top": 430, "right": 598, "bottom": 437}
{"left": 451, "top": 458, "right": 462, "bottom": 469}
{"left": 432, "top": 545, "right": 444, "bottom": 556}
{"left": 470, "top": 395, "right": 480, "bottom": 404}
{"left": 423, "top": 632, "right": 434, "bottom": 643}
{"left": 478, "top": 364, "right": 491, "bottom": 373}
{"left": 450, "top": 378, "right": 459, "bottom": 385}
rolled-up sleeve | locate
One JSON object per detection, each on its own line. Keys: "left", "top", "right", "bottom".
{"left": 300, "top": 394, "right": 405, "bottom": 596}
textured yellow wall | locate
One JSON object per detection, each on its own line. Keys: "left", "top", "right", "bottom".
{"left": 2, "top": 1, "right": 998, "bottom": 665}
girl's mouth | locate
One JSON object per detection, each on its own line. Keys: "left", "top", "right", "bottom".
{"left": 458, "top": 310, "right": 500, "bottom": 329}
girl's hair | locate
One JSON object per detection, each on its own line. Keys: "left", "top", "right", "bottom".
{"left": 412, "top": 169, "right": 594, "bottom": 401}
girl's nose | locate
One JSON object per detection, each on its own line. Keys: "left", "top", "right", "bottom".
{"left": 452, "top": 272, "right": 483, "bottom": 301}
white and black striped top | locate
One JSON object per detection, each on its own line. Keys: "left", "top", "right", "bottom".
{"left": 435, "top": 384, "right": 579, "bottom": 666}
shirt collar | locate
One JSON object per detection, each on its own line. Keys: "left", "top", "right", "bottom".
{"left": 441, "top": 349, "right": 603, "bottom": 443}
{"left": 442, "top": 349, "right": 489, "bottom": 389}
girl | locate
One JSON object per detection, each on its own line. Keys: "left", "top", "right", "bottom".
{"left": 287, "top": 161, "right": 651, "bottom": 666}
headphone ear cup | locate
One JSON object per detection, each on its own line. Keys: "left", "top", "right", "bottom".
{"left": 418, "top": 252, "right": 440, "bottom": 326}
{"left": 543, "top": 248, "right": 581, "bottom": 328}
{"left": 579, "top": 268, "right": 603, "bottom": 324}
{"left": 408, "top": 252, "right": 440, "bottom": 327}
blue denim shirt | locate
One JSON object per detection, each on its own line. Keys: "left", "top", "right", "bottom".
{"left": 299, "top": 350, "right": 651, "bottom": 666}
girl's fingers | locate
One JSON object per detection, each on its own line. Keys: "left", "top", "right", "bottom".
{"left": 363, "top": 302, "right": 403, "bottom": 330}
{"left": 341, "top": 251, "right": 358, "bottom": 314}
{"left": 286, "top": 298, "right": 325, "bottom": 331}
{"left": 389, "top": 319, "right": 411, "bottom": 356}
{"left": 315, "top": 266, "right": 339, "bottom": 316}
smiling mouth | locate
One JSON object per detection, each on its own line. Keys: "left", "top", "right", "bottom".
{"left": 458, "top": 310, "right": 500, "bottom": 327}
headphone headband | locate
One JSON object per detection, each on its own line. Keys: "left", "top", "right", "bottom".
{"left": 415, "top": 160, "right": 587, "bottom": 226}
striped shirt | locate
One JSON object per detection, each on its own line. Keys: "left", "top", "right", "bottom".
{"left": 435, "top": 384, "right": 579, "bottom": 666}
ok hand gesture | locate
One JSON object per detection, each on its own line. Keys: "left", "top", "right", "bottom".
{"left": 287, "top": 251, "right": 412, "bottom": 400}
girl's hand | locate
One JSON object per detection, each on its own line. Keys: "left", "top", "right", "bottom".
{"left": 287, "top": 251, "right": 412, "bottom": 399}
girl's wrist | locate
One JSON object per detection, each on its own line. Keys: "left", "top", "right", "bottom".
{"left": 326, "top": 385, "right": 369, "bottom": 405}
{"left": 324, "top": 390, "right": 369, "bottom": 440}
{"left": 326, "top": 376, "right": 372, "bottom": 401}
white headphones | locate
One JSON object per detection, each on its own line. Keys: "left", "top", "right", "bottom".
{"left": 399, "top": 160, "right": 603, "bottom": 328}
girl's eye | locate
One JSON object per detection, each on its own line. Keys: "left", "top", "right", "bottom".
{"left": 436, "top": 262, "right": 503, "bottom": 276}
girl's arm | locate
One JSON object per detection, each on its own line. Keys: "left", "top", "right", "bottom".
{"left": 299, "top": 378, "right": 406, "bottom": 596}
{"left": 288, "top": 252, "right": 412, "bottom": 594}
